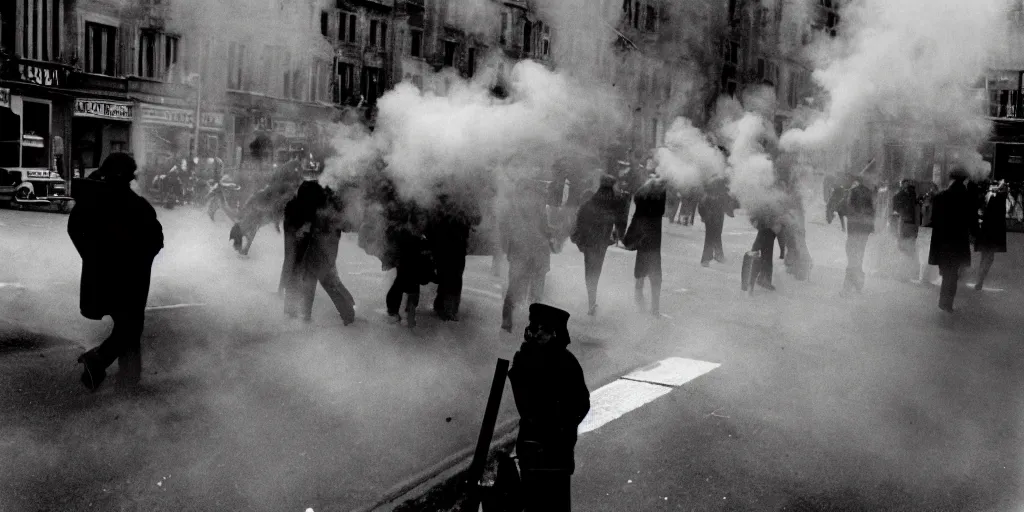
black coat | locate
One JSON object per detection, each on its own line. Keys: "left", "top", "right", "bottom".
{"left": 928, "top": 183, "right": 976, "bottom": 267}
{"left": 68, "top": 180, "right": 163, "bottom": 319}
{"left": 509, "top": 342, "right": 590, "bottom": 473}
{"left": 891, "top": 188, "right": 919, "bottom": 239}
{"left": 623, "top": 182, "right": 666, "bottom": 252}
{"left": 571, "top": 187, "right": 628, "bottom": 250}
{"left": 698, "top": 189, "right": 737, "bottom": 228}
{"left": 846, "top": 184, "right": 876, "bottom": 234}
{"left": 426, "top": 194, "right": 482, "bottom": 257}
{"left": 975, "top": 191, "right": 1007, "bottom": 253}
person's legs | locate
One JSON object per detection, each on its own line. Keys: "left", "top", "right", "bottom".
{"left": 319, "top": 268, "right": 356, "bottom": 324}
{"left": 844, "top": 232, "right": 868, "bottom": 292}
{"left": 712, "top": 222, "right": 726, "bottom": 263}
{"left": 583, "top": 247, "right": 607, "bottom": 312}
{"left": 298, "top": 268, "right": 318, "bottom": 321}
{"left": 113, "top": 309, "right": 145, "bottom": 387}
{"left": 701, "top": 229, "right": 715, "bottom": 265}
{"left": 278, "top": 230, "right": 297, "bottom": 296}
{"left": 939, "top": 263, "right": 959, "bottom": 310}
{"left": 502, "top": 258, "right": 528, "bottom": 331}
{"left": 976, "top": 251, "right": 996, "bottom": 289}
{"left": 754, "top": 230, "right": 775, "bottom": 288}
{"left": 385, "top": 268, "right": 405, "bottom": 318}
{"left": 649, "top": 252, "right": 663, "bottom": 316}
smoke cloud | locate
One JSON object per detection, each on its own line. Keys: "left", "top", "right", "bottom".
{"left": 780, "top": 0, "right": 1010, "bottom": 178}
{"left": 654, "top": 117, "right": 726, "bottom": 190}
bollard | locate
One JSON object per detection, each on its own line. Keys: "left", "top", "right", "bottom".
{"left": 464, "top": 358, "right": 510, "bottom": 511}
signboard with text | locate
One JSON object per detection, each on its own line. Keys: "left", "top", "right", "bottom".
{"left": 140, "top": 105, "right": 224, "bottom": 130}
{"left": 74, "top": 99, "right": 133, "bottom": 121}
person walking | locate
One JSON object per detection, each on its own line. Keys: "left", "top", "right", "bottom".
{"left": 623, "top": 175, "right": 668, "bottom": 316}
{"left": 890, "top": 179, "right": 921, "bottom": 281}
{"left": 699, "top": 177, "right": 736, "bottom": 266}
{"left": 294, "top": 185, "right": 357, "bottom": 325}
{"left": 974, "top": 180, "right": 1008, "bottom": 291}
{"left": 283, "top": 181, "right": 324, "bottom": 317}
{"left": 749, "top": 212, "right": 782, "bottom": 291}
{"left": 509, "top": 303, "right": 590, "bottom": 512}
{"left": 501, "top": 180, "right": 555, "bottom": 332}
{"left": 426, "top": 183, "right": 482, "bottom": 321}
{"left": 570, "top": 175, "right": 628, "bottom": 316}
{"left": 384, "top": 198, "right": 431, "bottom": 328}
{"left": 842, "top": 176, "right": 876, "bottom": 295}
{"left": 69, "top": 153, "right": 164, "bottom": 392}
{"left": 928, "top": 168, "right": 976, "bottom": 312}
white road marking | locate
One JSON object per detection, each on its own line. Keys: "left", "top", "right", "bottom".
{"left": 672, "top": 288, "right": 690, "bottom": 294}
{"left": 622, "top": 357, "right": 721, "bottom": 387}
{"left": 145, "top": 303, "right": 207, "bottom": 311}
{"left": 464, "top": 286, "right": 504, "bottom": 301}
{"left": 964, "top": 282, "right": 1005, "bottom": 292}
{"left": 0, "top": 283, "right": 26, "bottom": 289}
{"left": 578, "top": 357, "right": 719, "bottom": 435}
{"left": 577, "top": 379, "right": 674, "bottom": 435}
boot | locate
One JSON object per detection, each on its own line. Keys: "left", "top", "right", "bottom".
{"left": 405, "top": 299, "right": 417, "bottom": 329}
{"left": 501, "top": 299, "right": 514, "bottom": 333}
{"left": 634, "top": 280, "right": 645, "bottom": 310}
{"left": 77, "top": 349, "right": 107, "bottom": 392}
{"left": 116, "top": 351, "right": 142, "bottom": 390}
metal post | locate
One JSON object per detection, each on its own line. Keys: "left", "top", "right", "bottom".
{"left": 465, "top": 358, "right": 510, "bottom": 510}
{"left": 192, "top": 75, "right": 202, "bottom": 160}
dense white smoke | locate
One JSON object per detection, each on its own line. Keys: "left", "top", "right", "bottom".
{"left": 321, "top": 58, "right": 626, "bottom": 203}
{"left": 654, "top": 117, "right": 726, "bottom": 190}
{"left": 780, "top": 0, "right": 1011, "bottom": 178}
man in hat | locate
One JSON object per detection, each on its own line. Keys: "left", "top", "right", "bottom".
{"left": 890, "top": 179, "right": 921, "bottom": 281}
{"left": 509, "top": 303, "right": 590, "bottom": 512}
{"left": 571, "top": 174, "right": 628, "bottom": 315}
{"left": 842, "top": 175, "right": 877, "bottom": 295}
{"left": 501, "top": 180, "right": 555, "bottom": 332}
{"left": 929, "top": 168, "right": 976, "bottom": 311}
{"left": 69, "top": 153, "right": 164, "bottom": 391}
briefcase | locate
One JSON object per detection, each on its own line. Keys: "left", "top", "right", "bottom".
{"left": 741, "top": 250, "right": 762, "bottom": 294}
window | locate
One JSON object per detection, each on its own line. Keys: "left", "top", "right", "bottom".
{"left": 370, "top": 20, "right": 378, "bottom": 46}
{"left": 645, "top": 4, "right": 657, "bottom": 32}
{"left": 1, "top": 1, "right": 16, "bottom": 54}
{"left": 310, "top": 59, "right": 331, "bottom": 102}
{"left": 85, "top": 22, "right": 117, "bottom": 75}
{"left": 500, "top": 12, "right": 509, "bottom": 45}
{"left": 19, "top": 0, "right": 61, "bottom": 61}
{"left": 360, "top": 66, "right": 384, "bottom": 104}
{"left": 165, "top": 35, "right": 179, "bottom": 79}
{"left": 139, "top": 31, "right": 157, "bottom": 78}
{"left": 523, "top": 22, "right": 533, "bottom": 54}
{"left": 410, "top": 29, "right": 422, "bottom": 57}
{"left": 338, "top": 12, "right": 357, "bottom": 42}
{"left": 632, "top": 2, "right": 640, "bottom": 28}
{"left": 542, "top": 24, "right": 550, "bottom": 56}
{"left": 227, "top": 42, "right": 246, "bottom": 90}
{"left": 443, "top": 41, "right": 457, "bottom": 67}
{"left": 381, "top": 21, "right": 387, "bottom": 49}
{"left": 282, "top": 51, "right": 292, "bottom": 97}
{"left": 723, "top": 39, "right": 739, "bottom": 65}
{"left": 321, "top": 11, "right": 329, "bottom": 37}
{"left": 467, "top": 47, "right": 476, "bottom": 77}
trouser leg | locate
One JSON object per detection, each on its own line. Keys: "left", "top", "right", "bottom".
{"left": 299, "top": 269, "right": 318, "bottom": 320}
{"left": 108, "top": 310, "right": 145, "bottom": 385}
{"left": 528, "top": 262, "right": 547, "bottom": 304}
{"left": 502, "top": 259, "right": 528, "bottom": 330}
{"left": 701, "top": 231, "right": 715, "bottom": 264}
{"left": 521, "top": 470, "right": 571, "bottom": 512}
{"left": 844, "top": 232, "right": 868, "bottom": 291}
{"left": 753, "top": 230, "right": 775, "bottom": 286}
{"left": 583, "top": 247, "right": 606, "bottom": 309}
{"left": 319, "top": 267, "right": 356, "bottom": 322}
{"left": 939, "top": 263, "right": 959, "bottom": 309}
{"left": 977, "top": 251, "right": 995, "bottom": 287}
{"left": 279, "top": 231, "right": 297, "bottom": 296}
{"left": 386, "top": 267, "right": 407, "bottom": 316}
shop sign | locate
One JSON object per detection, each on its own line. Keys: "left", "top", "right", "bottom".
{"left": 0, "top": 88, "right": 9, "bottom": 110}
{"left": 74, "top": 99, "right": 133, "bottom": 121}
{"left": 200, "top": 112, "right": 224, "bottom": 130}
{"left": 273, "top": 120, "right": 310, "bottom": 138}
{"left": 19, "top": 63, "right": 64, "bottom": 87}
{"left": 140, "top": 105, "right": 194, "bottom": 128}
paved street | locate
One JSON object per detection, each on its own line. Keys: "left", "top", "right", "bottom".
{"left": 1, "top": 203, "right": 1022, "bottom": 511}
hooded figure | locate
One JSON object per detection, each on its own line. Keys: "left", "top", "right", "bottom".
{"left": 68, "top": 153, "right": 164, "bottom": 391}
{"left": 509, "top": 303, "right": 590, "bottom": 512}
{"left": 929, "top": 169, "right": 976, "bottom": 311}
{"left": 571, "top": 175, "right": 629, "bottom": 315}
{"left": 426, "top": 182, "right": 482, "bottom": 321}
{"left": 974, "top": 180, "right": 1008, "bottom": 290}
{"left": 623, "top": 175, "right": 667, "bottom": 316}
{"left": 699, "top": 177, "right": 737, "bottom": 266}
{"left": 842, "top": 176, "right": 877, "bottom": 294}
{"left": 501, "top": 180, "right": 554, "bottom": 332}
{"left": 283, "top": 180, "right": 325, "bottom": 316}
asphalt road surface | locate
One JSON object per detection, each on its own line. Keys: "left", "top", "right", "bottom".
{"left": 1, "top": 203, "right": 1021, "bottom": 511}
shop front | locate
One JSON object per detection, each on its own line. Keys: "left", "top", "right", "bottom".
{"left": 135, "top": 104, "right": 225, "bottom": 174}
{"left": 0, "top": 90, "right": 56, "bottom": 170}
{"left": 71, "top": 98, "right": 133, "bottom": 176}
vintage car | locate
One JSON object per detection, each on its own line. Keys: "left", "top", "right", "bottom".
{"left": 0, "top": 167, "right": 73, "bottom": 212}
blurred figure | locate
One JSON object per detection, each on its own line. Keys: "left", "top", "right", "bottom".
{"left": 281, "top": 181, "right": 319, "bottom": 302}
{"left": 570, "top": 175, "right": 628, "bottom": 316}
{"left": 974, "top": 180, "right": 1008, "bottom": 291}
{"left": 509, "top": 303, "right": 590, "bottom": 512}
{"left": 69, "top": 153, "right": 164, "bottom": 392}
{"left": 501, "top": 180, "right": 555, "bottom": 332}
{"left": 664, "top": 185, "right": 682, "bottom": 224}
{"left": 842, "top": 176, "right": 876, "bottom": 295}
{"left": 384, "top": 198, "right": 431, "bottom": 328}
{"left": 928, "top": 169, "right": 976, "bottom": 312}
{"left": 623, "top": 175, "right": 667, "bottom": 316}
{"left": 290, "top": 184, "right": 357, "bottom": 325}
{"left": 826, "top": 183, "right": 849, "bottom": 232}
{"left": 782, "top": 191, "right": 812, "bottom": 281}
{"left": 677, "top": 185, "right": 702, "bottom": 226}
{"left": 749, "top": 212, "right": 782, "bottom": 291}
{"left": 890, "top": 179, "right": 921, "bottom": 281}
{"left": 426, "top": 183, "right": 482, "bottom": 321}
{"left": 699, "top": 177, "right": 737, "bottom": 266}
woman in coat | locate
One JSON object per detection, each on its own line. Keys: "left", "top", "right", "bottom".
{"left": 623, "top": 175, "right": 667, "bottom": 316}
{"left": 974, "top": 180, "right": 1008, "bottom": 290}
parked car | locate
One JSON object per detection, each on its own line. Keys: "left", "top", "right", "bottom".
{"left": 0, "top": 167, "right": 73, "bottom": 213}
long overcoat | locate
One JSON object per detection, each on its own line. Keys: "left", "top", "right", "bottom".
{"left": 928, "top": 183, "right": 976, "bottom": 267}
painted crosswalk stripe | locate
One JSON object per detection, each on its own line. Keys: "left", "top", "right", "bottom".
{"left": 578, "top": 357, "right": 719, "bottom": 435}
{"left": 146, "top": 303, "right": 207, "bottom": 311}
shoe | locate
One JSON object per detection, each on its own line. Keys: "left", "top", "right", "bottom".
{"left": 759, "top": 282, "right": 776, "bottom": 291}
{"left": 386, "top": 313, "right": 402, "bottom": 325}
{"left": 406, "top": 309, "right": 417, "bottom": 329}
{"left": 500, "top": 319, "right": 513, "bottom": 333}
{"left": 341, "top": 313, "right": 355, "bottom": 326}
{"left": 974, "top": 283, "right": 983, "bottom": 291}
{"left": 939, "top": 304, "right": 955, "bottom": 313}
{"left": 77, "top": 350, "right": 106, "bottom": 392}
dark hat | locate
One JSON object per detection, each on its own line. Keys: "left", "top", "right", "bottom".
{"left": 93, "top": 152, "right": 138, "bottom": 183}
{"left": 949, "top": 168, "right": 969, "bottom": 181}
{"left": 599, "top": 174, "right": 617, "bottom": 189}
{"left": 528, "top": 303, "right": 570, "bottom": 330}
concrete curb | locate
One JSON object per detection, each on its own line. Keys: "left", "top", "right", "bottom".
{"left": 350, "top": 418, "right": 520, "bottom": 512}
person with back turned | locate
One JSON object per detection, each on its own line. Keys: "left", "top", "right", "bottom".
{"left": 929, "top": 168, "right": 976, "bottom": 312}
{"left": 69, "top": 153, "right": 164, "bottom": 392}
{"left": 501, "top": 180, "right": 555, "bottom": 332}
{"left": 974, "top": 179, "right": 1008, "bottom": 291}
{"left": 293, "top": 183, "right": 357, "bottom": 325}
{"left": 842, "top": 175, "right": 876, "bottom": 295}
{"left": 509, "top": 303, "right": 590, "bottom": 512}
{"left": 570, "top": 174, "right": 628, "bottom": 316}
{"left": 426, "top": 181, "right": 482, "bottom": 321}
{"left": 623, "top": 174, "right": 668, "bottom": 316}
{"left": 699, "top": 176, "right": 737, "bottom": 267}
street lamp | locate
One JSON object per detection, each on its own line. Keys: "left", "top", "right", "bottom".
{"left": 187, "top": 72, "right": 202, "bottom": 162}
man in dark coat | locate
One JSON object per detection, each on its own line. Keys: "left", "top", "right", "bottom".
{"left": 501, "top": 180, "right": 554, "bottom": 332}
{"left": 842, "top": 177, "right": 876, "bottom": 294}
{"left": 623, "top": 175, "right": 667, "bottom": 316}
{"left": 385, "top": 198, "right": 430, "bottom": 328}
{"left": 699, "top": 177, "right": 736, "bottom": 266}
{"left": 571, "top": 175, "right": 628, "bottom": 316}
{"left": 974, "top": 180, "right": 1008, "bottom": 290}
{"left": 68, "top": 153, "right": 164, "bottom": 391}
{"left": 890, "top": 179, "right": 921, "bottom": 281}
{"left": 509, "top": 303, "right": 590, "bottom": 512}
{"left": 929, "top": 169, "right": 976, "bottom": 312}
{"left": 426, "top": 184, "right": 482, "bottom": 321}
{"left": 293, "top": 184, "right": 357, "bottom": 325}
{"left": 283, "top": 181, "right": 324, "bottom": 316}
{"left": 749, "top": 211, "right": 782, "bottom": 291}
